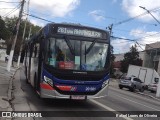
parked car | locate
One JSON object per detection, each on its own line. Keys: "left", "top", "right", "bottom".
{"left": 147, "top": 78, "right": 159, "bottom": 93}
{"left": 119, "top": 76, "right": 145, "bottom": 92}
{"left": 148, "top": 82, "right": 158, "bottom": 93}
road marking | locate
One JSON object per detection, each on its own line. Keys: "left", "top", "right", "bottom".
{"left": 110, "top": 87, "right": 160, "bottom": 104}
{"left": 90, "top": 99, "right": 134, "bottom": 120}
{"left": 115, "top": 95, "right": 160, "bottom": 111}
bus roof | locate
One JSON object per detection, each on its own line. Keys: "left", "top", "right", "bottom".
{"left": 47, "top": 22, "right": 108, "bottom": 33}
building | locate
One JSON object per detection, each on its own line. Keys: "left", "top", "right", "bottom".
{"left": 0, "top": 39, "right": 7, "bottom": 61}
{"left": 114, "top": 51, "right": 145, "bottom": 62}
{"left": 113, "top": 51, "right": 145, "bottom": 76}
{"left": 143, "top": 42, "right": 160, "bottom": 75}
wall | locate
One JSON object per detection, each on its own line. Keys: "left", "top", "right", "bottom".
{"left": 0, "top": 49, "right": 7, "bottom": 61}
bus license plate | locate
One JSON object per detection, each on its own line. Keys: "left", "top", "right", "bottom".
{"left": 71, "top": 95, "right": 85, "bottom": 100}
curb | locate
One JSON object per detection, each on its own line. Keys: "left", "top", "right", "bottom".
{"left": 136, "top": 92, "right": 160, "bottom": 101}
{"left": 5, "top": 68, "right": 21, "bottom": 120}
{"left": 11, "top": 67, "right": 34, "bottom": 120}
{"left": 0, "top": 66, "right": 17, "bottom": 120}
{"left": 109, "top": 83, "right": 160, "bottom": 101}
{"left": 8, "top": 68, "right": 19, "bottom": 111}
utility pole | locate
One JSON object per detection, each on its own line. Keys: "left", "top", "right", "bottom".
{"left": 17, "top": 0, "right": 30, "bottom": 67}
{"left": 7, "top": 0, "right": 25, "bottom": 71}
{"left": 139, "top": 6, "right": 160, "bottom": 98}
{"left": 108, "top": 24, "right": 113, "bottom": 36}
{"left": 139, "top": 6, "right": 160, "bottom": 25}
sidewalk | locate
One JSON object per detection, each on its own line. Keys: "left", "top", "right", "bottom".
{"left": 0, "top": 61, "right": 33, "bottom": 120}
{"left": 109, "top": 78, "right": 160, "bottom": 101}
{"left": 0, "top": 61, "right": 16, "bottom": 120}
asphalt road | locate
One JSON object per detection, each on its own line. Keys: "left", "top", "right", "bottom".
{"left": 19, "top": 68, "right": 160, "bottom": 120}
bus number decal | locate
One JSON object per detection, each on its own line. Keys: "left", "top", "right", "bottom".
{"left": 57, "top": 27, "right": 102, "bottom": 38}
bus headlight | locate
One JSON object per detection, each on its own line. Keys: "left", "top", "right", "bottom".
{"left": 44, "top": 76, "right": 53, "bottom": 86}
{"left": 102, "top": 80, "right": 109, "bottom": 88}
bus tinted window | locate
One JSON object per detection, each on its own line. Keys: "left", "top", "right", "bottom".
{"left": 46, "top": 38, "right": 81, "bottom": 70}
{"left": 82, "top": 42, "right": 108, "bottom": 71}
{"left": 45, "top": 37, "right": 108, "bottom": 71}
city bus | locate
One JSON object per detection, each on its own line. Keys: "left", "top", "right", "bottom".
{"left": 24, "top": 23, "right": 110, "bottom": 100}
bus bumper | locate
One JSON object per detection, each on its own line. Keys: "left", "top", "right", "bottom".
{"left": 40, "top": 84, "right": 109, "bottom": 100}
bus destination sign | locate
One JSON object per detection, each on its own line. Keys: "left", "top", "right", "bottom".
{"left": 57, "top": 27, "right": 102, "bottom": 38}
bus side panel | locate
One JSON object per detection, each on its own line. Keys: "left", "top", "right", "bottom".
{"left": 30, "top": 58, "right": 35, "bottom": 86}
{"left": 26, "top": 57, "right": 29, "bottom": 79}
{"left": 30, "top": 43, "right": 40, "bottom": 88}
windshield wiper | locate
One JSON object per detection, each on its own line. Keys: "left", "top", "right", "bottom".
{"left": 64, "top": 36, "right": 75, "bottom": 55}
{"left": 85, "top": 39, "right": 97, "bottom": 55}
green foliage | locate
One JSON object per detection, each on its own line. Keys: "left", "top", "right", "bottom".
{"left": 120, "top": 44, "right": 142, "bottom": 73}
{"left": 0, "top": 17, "right": 11, "bottom": 40}
{"left": 110, "top": 45, "right": 116, "bottom": 75}
{"left": 2, "top": 16, "right": 41, "bottom": 55}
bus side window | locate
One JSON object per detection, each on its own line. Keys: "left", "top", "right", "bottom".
{"left": 26, "top": 44, "right": 31, "bottom": 57}
{"left": 36, "top": 43, "right": 40, "bottom": 58}
{"left": 27, "top": 46, "right": 30, "bottom": 57}
{"left": 34, "top": 46, "right": 37, "bottom": 57}
{"left": 32, "top": 43, "right": 40, "bottom": 58}
{"left": 29, "top": 43, "right": 34, "bottom": 58}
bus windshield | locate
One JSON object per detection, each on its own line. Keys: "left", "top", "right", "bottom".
{"left": 45, "top": 37, "right": 108, "bottom": 71}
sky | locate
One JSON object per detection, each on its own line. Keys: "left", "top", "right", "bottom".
{"left": 1, "top": 0, "right": 160, "bottom": 54}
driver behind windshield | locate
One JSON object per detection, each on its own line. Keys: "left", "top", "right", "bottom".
{"left": 56, "top": 47, "right": 65, "bottom": 61}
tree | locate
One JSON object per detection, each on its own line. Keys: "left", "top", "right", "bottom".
{"left": 110, "top": 45, "right": 116, "bottom": 76}
{"left": 0, "top": 16, "right": 11, "bottom": 40}
{"left": 4, "top": 17, "right": 41, "bottom": 55}
{"left": 120, "top": 44, "right": 142, "bottom": 73}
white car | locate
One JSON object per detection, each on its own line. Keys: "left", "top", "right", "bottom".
{"left": 148, "top": 83, "right": 158, "bottom": 93}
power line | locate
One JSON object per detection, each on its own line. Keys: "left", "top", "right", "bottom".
{"left": 135, "top": 32, "right": 160, "bottom": 41}
{"left": 28, "top": 6, "right": 159, "bottom": 37}
{"left": 135, "top": 41, "right": 144, "bottom": 51}
{"left": 112, "top": 31, "right": 160, "bottom": 42}
{"left": 111, "top": 36, "right": 135, "bottom": 41}
{"left": 0, "top": 8, "right": 15, "bottom": 9}
{"left": 23, "top": 12, "right": 53, "bottom": 23}
{"left": 113, "top": 6, "right": 160, "bottom": 27}
{"left": 111, "top": 40, "right": 134, "bottom": 45}
{"left": 2, "top": 3, "right": 21, "bottom": 17}
{"left": 29, "top": 7, "right": 158, "bottom": 30}
{"left": 0, "top": 1, "right": 20, "bottom": 3}
{"left": 111, "top": 33, "right": 160, "bottom": 51}
{"left": 107, "top": 6, "right": 160, "bottom": 33}
{"left": 29, "top": 9, "right": 110, "bottom": 29}
{"left": 27, "top": 13, "right": 155, "bottom": 43}
{"left": 139, "top": 6, "right": 160, "bottom": 25}
{"left": 111, "top": 37, "right": 153, "bottom": 52}
{"left": 113, "top": 28, "right": 156, "bottom": 36}
{"left": 30, "top": 6, "right": 156, "bottom": 34}
{"left": 106, "top": 7, "right": 160, "bottom": 40}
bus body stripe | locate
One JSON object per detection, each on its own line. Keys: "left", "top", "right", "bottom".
{"left": 40, "top": 83, "right": 54, "bottom": 90}
{"left": 56, "top": 85, "right": 72, "bottom": 91}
